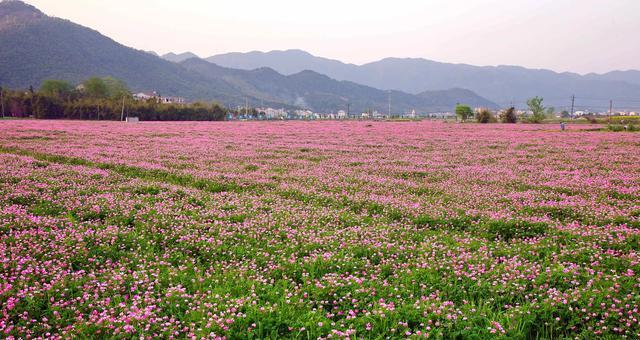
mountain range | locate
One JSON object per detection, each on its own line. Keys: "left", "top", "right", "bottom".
{"left": 202, "top": 50, "right": 640, "bottom": 110}
{"left": 0, "top": 0, "right": 495, "bottom": 113}
{"left": 162, "top": 52, "right": 200, "bottom": 63}
{"left": 179, "top": 58, "right": 494, "bottom": 113}
{"left": 4, "top": 0, "right": 640, "bottom": 113}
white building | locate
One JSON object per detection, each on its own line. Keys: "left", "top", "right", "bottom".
{"left": 404, "top": 110, "right": 417, "bottom": 119}
{"left": 159, "top": 96, "right": 186, "bottom": 104}
{"left": 133, "top": 91, "right": 157, "bottom": 101}
{"left": 264, "top": 108, "right": 287, "bottom": 119}
{"left": 371, "top": 111, "right": 385, "bottom": 119}
{"left": 133, "top": 91, "right": 186, "bottom": 104}
{"left": 295, "top": 109, "right": 314, "bottom": 119}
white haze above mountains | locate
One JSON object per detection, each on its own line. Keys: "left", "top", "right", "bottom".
{"left": 158, "top": 50, "right": 640, "bottom": 111}
{"left": 26, "top": 0, "right": 640, "bottom": 75}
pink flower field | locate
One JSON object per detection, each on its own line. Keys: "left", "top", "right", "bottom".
{"left": 1, "top": 120, "right": 639, "bottom": 339}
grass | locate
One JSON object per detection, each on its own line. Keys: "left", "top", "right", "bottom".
{"left": 0, "top": 145, "right": 249, "bottom": 194}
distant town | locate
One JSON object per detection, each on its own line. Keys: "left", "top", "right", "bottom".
{"left": 227, "top": 107, "right": 639, "bottom": 121}
{"left": 127, "top": 90, "right": 639, "bottom": 121}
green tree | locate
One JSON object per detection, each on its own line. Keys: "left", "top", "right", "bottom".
{"left": 526, "top": 96, "right": 554, "bottom": 123}
{"left": 40, "top": 80, "right": 73, "bottom": 98}
{"left": 499, "top": 107, "right": 518, "bottom": 123}
{"left": 455, "top": 104, "right": 473, "bottom": 122}
{"left": 82, "top": 77, "right": 109, "bottom": 99}
{"left": 102, "top": 77, "right": 131, "bottom": 99}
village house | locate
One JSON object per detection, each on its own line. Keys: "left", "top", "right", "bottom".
{"left": 133, "top": 91, "right": 186, "bottom": 104}
{"left": 159, "top": 96, "right": 186, "bottom": 104}
{"left": 133, "top": 91, "right": 156, "bottom": 101}
{"left": 294, "top": 109, "right": 314, "bottom": 119}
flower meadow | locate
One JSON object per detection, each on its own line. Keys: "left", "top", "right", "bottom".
{"left": 1, "top": 120, "right": 639, "bottom": 339}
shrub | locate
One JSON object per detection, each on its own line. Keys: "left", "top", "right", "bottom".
{"left": 476, "top": 109, "right": 496, "bottom": 123}
{"left": 500, "top": 107, "right": 518, "bottom": 123}
{"left": 608, "top": 124, "right": 625, "bottom": 132}
{"left": 585, "top": 116, "right": 598, "bottom": 124}
{"left": 608, "top": 124, "right": 638, "bottom": 132}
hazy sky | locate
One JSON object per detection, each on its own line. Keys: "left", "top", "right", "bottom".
{"left": 24, "top": 0, "right": 640, "bottom": 74}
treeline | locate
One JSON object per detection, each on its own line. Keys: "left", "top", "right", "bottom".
{"left": 455, "top": 96, "right": 554, "bottom": 124}
{"left": 0, "top": 77, "right": 227, "bottom": 121}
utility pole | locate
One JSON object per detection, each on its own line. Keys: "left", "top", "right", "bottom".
{"left": 388, "top": 91, "right": 391, "bottom": 117}
{"left": 120, "top": 96, "right": 126, "bottom": 122}
{"left": 347, "top": 103, "right": 350, "bottom": 118}
{"left": 609, "top": 100, "right": 613, "bottom": 116}
{"left": 245, "top": 97, "right": 248, "bottom": 117}
{"left": 29, "top": 85, "right": 34, "bottom": 117}
{"left": 570, "top": 95, "right": 575, "bottom": 118}
{"left": 0, "top": 86, "right": 5, "bottom": 119}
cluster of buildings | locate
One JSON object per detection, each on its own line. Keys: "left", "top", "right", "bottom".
{"left": 228, "top": 107, "right": 437, "bottom": 121}
{"left": 133, "top": 91, "right": 186, "bottom": 104}
{"left": 125, "top": 96, "right": 640, "bottom": 120}
{"left": 293, "top": 109, "right": 349, "bottom": 120}
{"left": 618, "top": 111, "right": 639, "bottom": 116}
{"left": 557, "top": 110, "right": 637, "bottom": 117}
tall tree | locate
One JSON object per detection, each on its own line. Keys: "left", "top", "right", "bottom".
{"left": 82, "top": 77, "right": 109, "bottom": 99}
{"left": 103, "top": 77, "right": 131, "bottom": 99}
{"left": 526, "top": 96, "right": 554, "bottom": 123}
{"left": 40, "top": 80, "right": 73, "bottom": 98}
{"left": 455, "top": 104, "right": 473, "bottom": 122}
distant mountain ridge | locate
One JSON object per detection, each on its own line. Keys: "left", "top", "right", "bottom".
{"left": 162, "top": 52, "right": 200, "bottom": 63}
{"left": 206, "top": 50, "right": 640, "bottom": 110}
{"left": 180, "top": 58, "right": 496, "bottom": 113}
{"left": 206, "top": 50, "right": 356, "bottom": 77}
{"left": 0, "top": 1, "right": 495, "bottom": 113}
{"left": 587, "top": 70, "right": 640, "bottom": 86}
